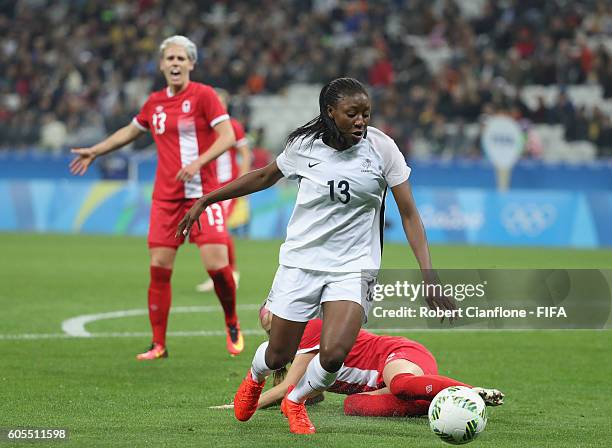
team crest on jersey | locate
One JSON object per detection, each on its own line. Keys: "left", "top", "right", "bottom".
{"left": 182, "top": 100, "right": 191, "bottom": 113}
{"left": 155, "top": 105, "right": 164, "bottom": 113}
{"left": 361, "top": 158, "right": 373, "bottom": 173}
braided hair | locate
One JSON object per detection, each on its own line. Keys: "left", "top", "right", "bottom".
{"left": 286, "top": 77, "right": 369, "bottom": 149}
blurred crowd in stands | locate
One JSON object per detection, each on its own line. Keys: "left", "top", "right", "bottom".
{"left": 1, "top": 0, "right": 611, "bottom": 158}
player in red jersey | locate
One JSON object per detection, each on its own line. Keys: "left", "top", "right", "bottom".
{"left": 69, "top": 35, "right": 244, "bottom": 358}
{"left": 196, "top": 89, "right": 251, "bottom": 293}
{"left": 256, "top": 304, "right": 504, "bottom": 417}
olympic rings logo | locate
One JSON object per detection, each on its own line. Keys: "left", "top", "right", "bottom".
{"left": 501, "top": 203, "right": 557, "bottom": 237}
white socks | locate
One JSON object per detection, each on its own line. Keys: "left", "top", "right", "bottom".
{"left": 287, "top": 354, "right": 338, "bottom": 403}
{"left": 250, "top": 341, "right": 273, "bottom": 383}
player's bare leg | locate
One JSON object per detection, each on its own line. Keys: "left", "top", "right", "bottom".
{"left": 284, "top": 301, "right": 363, "bottom": 434}
{"left": 197, "top": 205, "right": 240, "bottom": 292}
{"left": 383, "top": 359, "right": 424, "bottom": 381}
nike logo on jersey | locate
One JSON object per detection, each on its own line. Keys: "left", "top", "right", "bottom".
{"left": 308, "top": 161, "right": 322, "bottom": 168}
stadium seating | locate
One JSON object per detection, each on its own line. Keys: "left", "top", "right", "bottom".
{"left": 0, "top": 0, "right": 609, "bottom": 162}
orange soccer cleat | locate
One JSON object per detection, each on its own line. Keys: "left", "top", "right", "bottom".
{"left": 136, "top": 343, "right": 168, "bottom": 360}
{"left": 281, "top": 386, "right": 316, "bottom": 434}
{"left": 233, "top": 371, "right": 265, "bottom": 422}
{"left": 226, "top": 324, "right": 244, "bottom": 356}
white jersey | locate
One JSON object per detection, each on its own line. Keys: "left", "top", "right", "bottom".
{"left": 275, "top": 126, "right": 410, "bottom": 272}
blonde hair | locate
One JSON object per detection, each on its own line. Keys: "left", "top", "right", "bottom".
{"left": 159, "top": 35, "right": 197, "bottom": 62}
{"left": 258, "top": 301, "right": 288, "bottom": 385}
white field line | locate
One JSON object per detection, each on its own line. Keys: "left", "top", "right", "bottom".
{"left": 0, "top": 303, "right": 606, "bottom": 341}
{"left": 61, "top": 304, "right": 262, "bottom": 337}
{"left": 0, "top": 304, "right": 263, "bottom": 340}
{"left": 0, "top": 328, "right": 607, "bottom": 341}
{"left": 0, "top": 329, "right": 267, "bottom": 340}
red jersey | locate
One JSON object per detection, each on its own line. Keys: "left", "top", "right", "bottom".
{"left": 132, "top": 82, "right": 229, "bottom": 200}
{"left": 216, "top": 118, "right": 247, "bottom": 186}
{"left": 296, "top": 319, "right": 431, "bottom": 394}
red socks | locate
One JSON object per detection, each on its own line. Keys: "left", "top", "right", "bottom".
{"left": 389, "top": 374, "right": 470, "bottom": 401}
{"left": 148, "top": 262, "right": 237, "bottom": 346}
{"left": 208, "top": 265, "right": 238, "bottom": 327}
{"left": 344, "top": 393, "right": 429, "bottom": 417}
{"left": 148, "top": 266, "right": 172, "bottom": 346}
{"left": 343, "top": 374, "right": 471, "bottom": 417}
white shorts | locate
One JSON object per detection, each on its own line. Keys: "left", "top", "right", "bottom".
{"left": 266, "top": 265, "right": 377, "bottom": 322}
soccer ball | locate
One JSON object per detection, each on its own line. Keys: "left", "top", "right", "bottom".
{"left": 428, "top": 386, "right": 487, "bottom": 445}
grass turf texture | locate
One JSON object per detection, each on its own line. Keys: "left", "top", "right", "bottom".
{"left": 0, "top": 233, "right": 611, "bottom": 447}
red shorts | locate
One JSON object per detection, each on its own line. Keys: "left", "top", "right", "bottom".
{"left": 382, "top": 342, "right": 439, "bottom": 376}
{"left": 148, "top": 199, "right": 229, "bottom": 249}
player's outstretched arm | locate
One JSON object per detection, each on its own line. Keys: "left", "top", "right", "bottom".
{"left": 258, "top": 352, "right": 315, "bottom": 409}
{"left": 69, "top": 123, "right": 144, "bottom": 176}
{"left": 176, "top": 160, "right": 284, "bottom": 237}
{"left": 391, "top": 180, "right": 432, "bottom": 272}
{"left": 391, "top": 181, "right": 457, "bottom": 318}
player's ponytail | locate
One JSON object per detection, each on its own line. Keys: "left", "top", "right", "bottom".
{"left": 285, "top": 77, "right": 368, "bottom": 149}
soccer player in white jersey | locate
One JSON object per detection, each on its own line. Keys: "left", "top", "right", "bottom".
{"left": 177, "top": 77, "right": 455, "bottom": 434}
{"left": 70, "top": 35, "right": 245, "bottom": 359}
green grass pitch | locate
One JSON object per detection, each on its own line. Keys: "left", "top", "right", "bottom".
{"left": 0, "top": 233, "right": 611, "bottom": 447}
